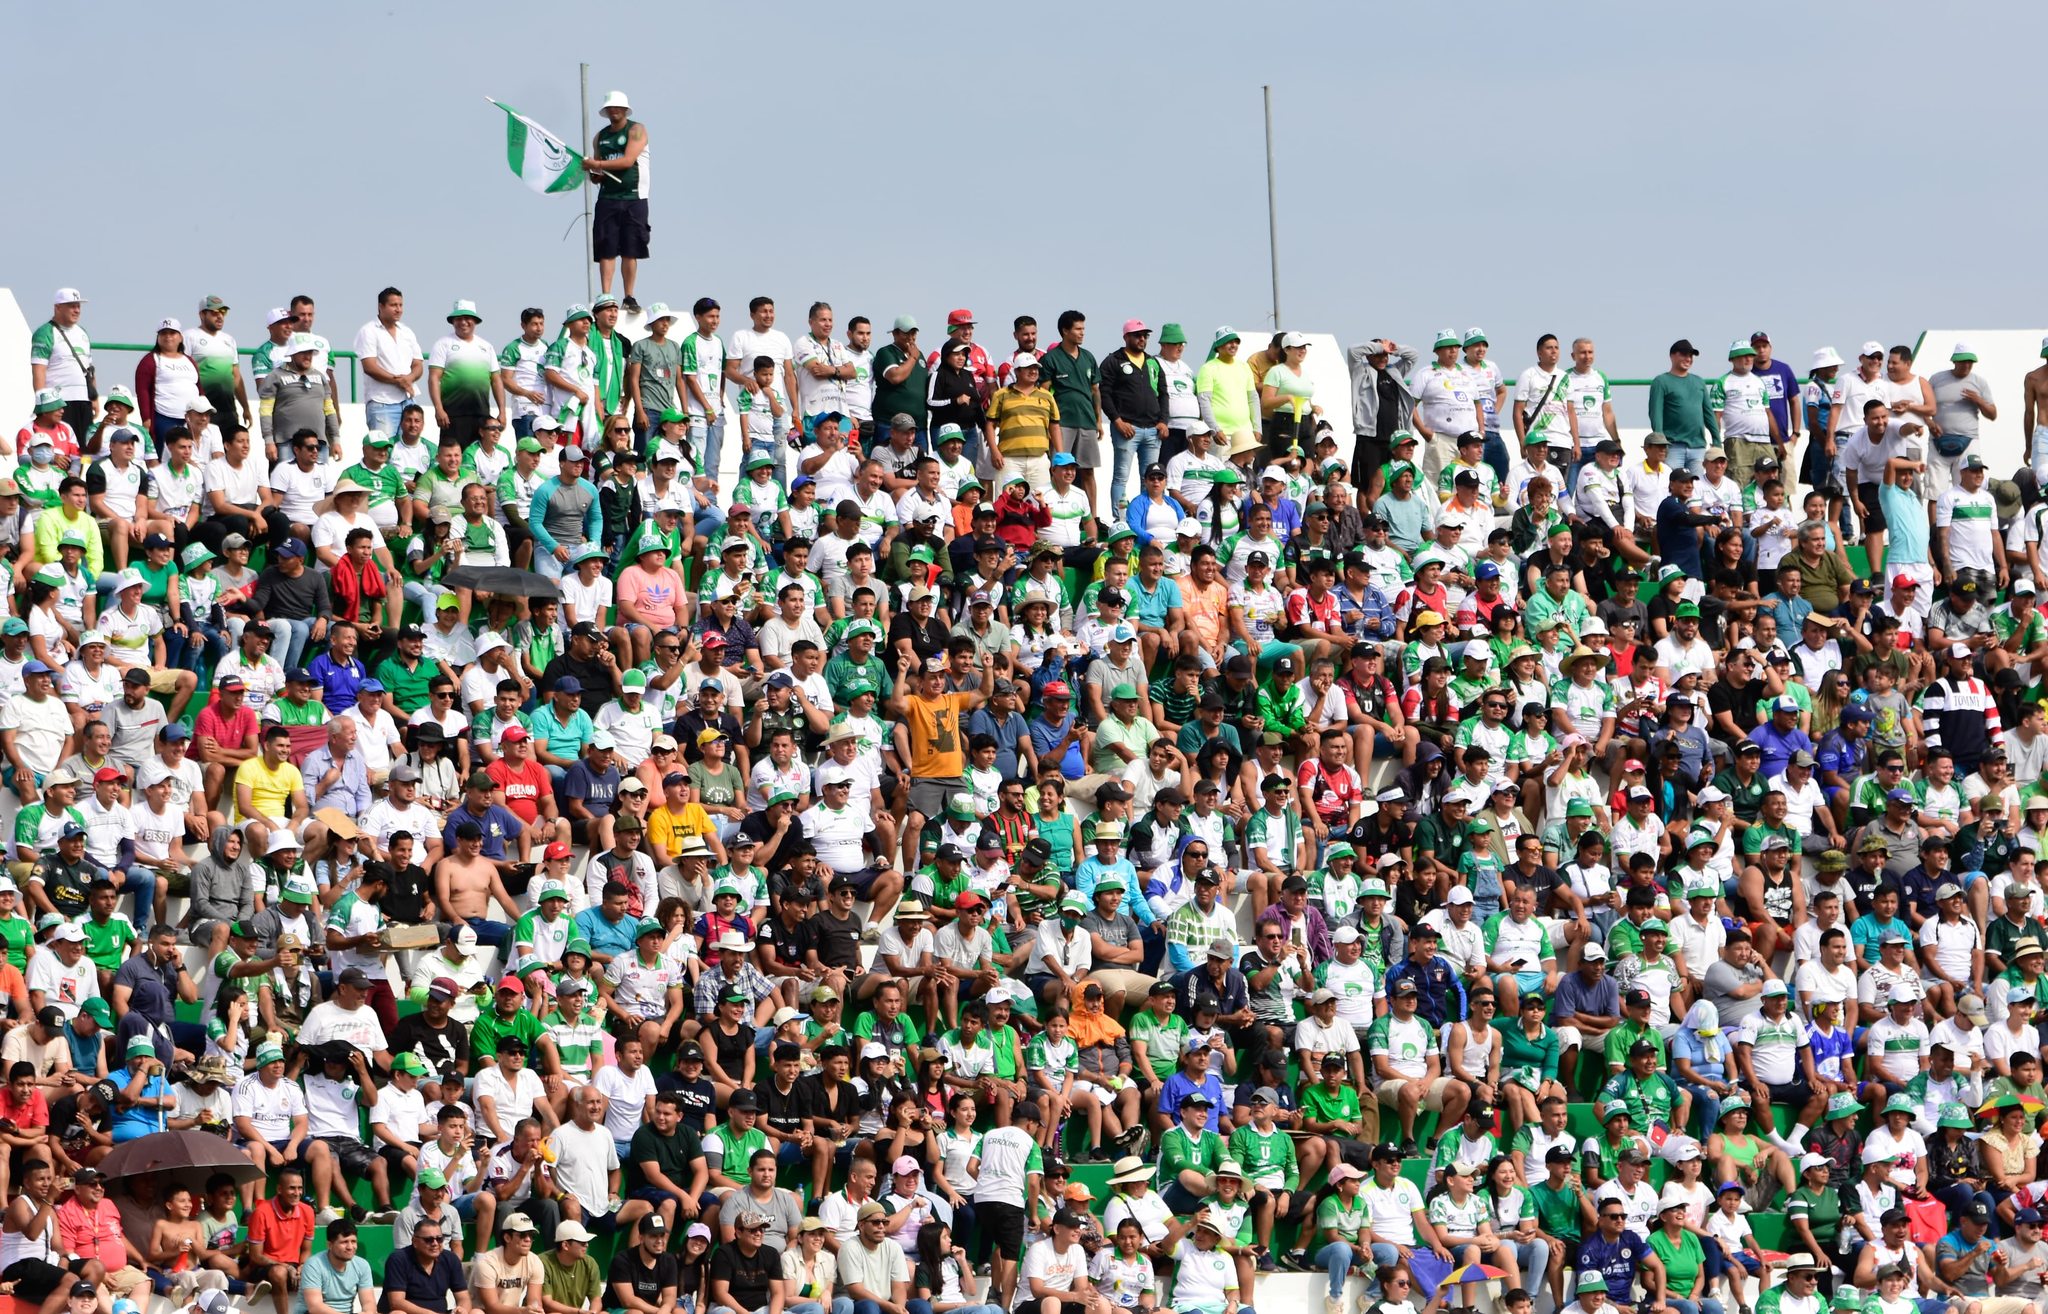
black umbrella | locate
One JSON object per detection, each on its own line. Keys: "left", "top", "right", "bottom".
{"left": 97, "top": 1129, "right": 262, "bottom": 1187}
{"left": 441, "top": 566, "right": 562, "bottom": 600}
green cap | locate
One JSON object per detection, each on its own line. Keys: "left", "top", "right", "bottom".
{"left": 1674, "top": 602, "right": 1701, "bottom": 619}
{"left": 392, "top": 1053, "right": 430, "bottom": 1077}
{"left": 81, "top": 998, "right": 112, "bottom": 1028}
{"left": 255, "top": 1043, "right": 285, "bottom": 1066}
{"left": 945, "top": 795, "right": 977, "bottom": 821}
{"left": 446, "top": 299, "right": 482, "bottom": 323}
{"left": 1093, "top": 876, "right": 1127, "bottom": 895}
{"left": 1211, "top": 326, "right": 1241, "bottom": 351}
{"left": 1937, "top": 1102, "right": 1975, "bottom": 1130}
{"left": 1159, "top": 323, "right": 1186, "bottom": 346}
{"left": 1641, "top": 917, "right": 1668, "bottom": 934}
{"left": 635, "top": 916, "right": 664, "bottom": 939}
{"left": 1565, "top": 798, "right": 1594, "bottom": 818}
{"left": 1577, "top": 1274, "right": 1608, "bottom": 1296}
{"left": 363, "top": 429, "right": 394, "bottom": 449}
{"left": 1059, "top": 893, "right": 1089, "bottom": 916}
{"left": 745, "top": 454, "right": 776, "bottom": 472}
{"left": 125, "top": 1035, "right": 156, "bottom": 1059}
{"left": 1461, "top": 328, "right": 1488, "bottom": 347}
{"left": 620, "top": 669, "right": 648, "bottom": 690}
{"left": 1325, "top": 841, "right": 1356, "bottom": 862}
{"left": 516, "top": 437, "right": 545, "bottom": 454}
{"left": 1825, "top": 1092, "right": 1863, "bottom": 1119}
{"left": 1110, "top": 683, "right": 1139, "bottom": 701}
{"left": 659, "top": 408, "right": 689, "bottom": 426}
{"left": 1830, "top": 1292, "right": 1864, "bottom": 1311}
{"left": 1433, "top": 329, "right": 1463, "bottom": 350}
{"left": 1211, "top": 466, "right": 1244, "bottom": 486}
{"left": 1727, "top": 339, "right": 1756, "bottom": 359}
{"left": 59, "top": 530, "right": 88, "bottom": 549}
{"left": 437, "top": 591, "right": 460, "bottom": 611}
{"left": 1883, "top": 1092, "right": 1915, "bottom": 1114}
{"left": 1104, "top": 524, "right": 1137, "bottom": 545}
{"left": 562, "top": 303, "right": 593, "bottom": 324}
{"left": 180, "top": 543, "right": 216, "bottom": 569}
{"left": 1358, "top": 878, "right": 1391, "bottom": 899}
{"left": 417, "top": 1168, "right": 448, "bottom": 1191}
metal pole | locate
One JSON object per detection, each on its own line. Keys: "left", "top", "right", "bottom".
{"left": 580, "top": 63, "right": 593, "bottom": 303}
{"left": 1263, "top": 85, "right": 1281, "bottom": 329}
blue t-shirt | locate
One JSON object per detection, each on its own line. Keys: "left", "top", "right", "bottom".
{"left": 1125, "top": 574, "right": 1184, "bottom": 629}
{"left": 966, "top": 707, "right": 1028, "bottom": 780}
{"left": 295, "top": 1251, "right": 373, "bottom": 1314}
{"left": 1156, "top": 1071, "right": 1225, "bottom": 1128}
{"left": 527, "top": 703, "right": 596, "bottom": 762}
{"left": 441, "top": 803, "right": 525, "bottom": 860}
{"left": 573, "top": 906, "right": 637, "bottom": 962}
{"left": 1880, "top": 482, "right": 1929, "bottom": 564}
{"left": 1576, "top": 1230, "right": 1649, "bottom": 1302}
{"left": 559, "top": 760, "right": 622, "bottom": 819}
{"left": 308, "top": 652, "right": 366, "bottom": 715}
{"left": 1756, "top": 358, "right": 1799, "bottom": 437}
{"left": 1655, "top": 495, "right": 1706, "bottom": 579}
{"left": 111, "top": 1071, "right": 171, "bottom": 1140}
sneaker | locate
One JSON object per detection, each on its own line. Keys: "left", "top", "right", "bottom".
{"left": 622, "top": 297, "right": 642, "bottom": 315}
{"left": 365, "top": 1209, "right": 399, "bottom": 1225}
{"left": 1398, "top": 1138, "right": 1418, "bottom": 1157}
{"left": 314, "top": 1206, "right": 344, "bottom": 1225}
{"left": 1327, "top": 1299, "right": 1345, "bottom": 1314}
{"left": 1256, "top": 1249, "right": 1277, "bottom": 1274}
{"left": 249, "top": 1282, "right": 273, "bottom": 1304}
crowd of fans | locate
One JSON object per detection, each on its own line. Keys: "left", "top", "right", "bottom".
{"left": 11, "top": 284, "right": 2048, "bottom": 1314}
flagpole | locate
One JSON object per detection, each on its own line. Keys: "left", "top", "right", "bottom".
{"left": 1263, "top": 84, "right": 1281, "bottom": 329}
{"left": 580, "top": 63, "right": 593, "bottom": 302}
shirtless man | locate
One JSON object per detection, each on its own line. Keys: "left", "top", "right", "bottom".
{"left": 2024, "top": 337, "right": 2048, "bottom": 483}
{"left": 432, "top": 817, "right": 524, "bottom": 949}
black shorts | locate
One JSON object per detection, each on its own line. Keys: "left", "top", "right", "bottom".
{"left": 593, "top": 198, "right": 650, "bottom": 261}
{"left": 6, "top": 1257, "right": 85, "bottom": 1303}
{"left": 978, "top": 1199, "right": 1026, "bottom": 1260}
{"left": 320, "top": 1133, "right": 382, "bottom": 1177}
{"left": 1858, "top": 482, "right": 1887, "bottom": 532}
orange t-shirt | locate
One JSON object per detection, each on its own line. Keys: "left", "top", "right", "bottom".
{"left": 247, "top": 1197, "right": 315, "bottom": 1264}
{"left": 902, "top": 691, "right": 972, "bottom": 780}
{"left": 487, "top": 757, "right": 552, "bottom": 825}
{"left": 1179, "top": 574, "right": 1229, "bottom": 654}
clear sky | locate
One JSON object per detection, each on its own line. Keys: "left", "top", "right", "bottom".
{"left": 4, "top": 4, "right": 2044, "bottom": 385}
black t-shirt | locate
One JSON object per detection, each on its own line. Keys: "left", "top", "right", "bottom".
{"left": 709, "top": 1244, "right": 777, "bottom": 1312}
{"left": 706, "top": 1018, "right": 755, "bottom": 1078}
{"left": 608, "top": 1248, "right": 680, "bottom": 1308}
{"left": 1706, "top": 676, "right": 1765, "bottom": 741}
{"left": 760, "top": 913, "right": 808, "bottom": 971}
{"left": 626, "top": 1121, "right": 701, "bottom": 1194}
{"left": 540, "top": 654, "right": 615, "bottom": 713}
{"left": 648, "top": 1073, "right": 716, "bottom": 1133}
{"left": 888, "top": 612, "right": 948, "bottom": 663}
{"left": 673, "top": 710, "right": 744, "bottom": 765}
{"left": 756, "top": 1077, "right": 812, "bottom": 1137}
{"left": 795, "top": 1073, "right": 855, "bottom": 1136}
{"left": 373, "top": 861, "right": 432, "bottom": 925}
{"left": 390, "top": 1014, "right": 471, "bottom": 1081}
{"left": 800, "top": 910, "right": 862, "bottom": 972}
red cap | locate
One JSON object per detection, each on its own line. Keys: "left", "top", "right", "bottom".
{"left": 1042, "top": 680, "right": 1070, "bottom": 699}
{"left": 545, "top": 841, "right": 572, "bottom": 861}
{"left": 501, "top": 726, "right": 529, "bottom": 743}
{"left": 953, "top": 892, "right": 986, "bottom": 911}
{"left": 1623, "top": 759, "right": 1645, "bottom": 773}
{"left": 701, "top": 632, "right": 727, "bottom": 649}
{"left": 1892, "top": 574, "right": 1916, "bottom": 589}
{"left": 946, "top": 308, "right": 974, "bottom": 327}
{"left": 94, "top": 767, "right": 127, "bottom": 784}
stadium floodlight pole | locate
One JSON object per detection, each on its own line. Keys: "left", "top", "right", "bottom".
{"left": 581, "top": 63, "right": 594, "bottom": 302}
{"left": 1263, "top": 85, "right": 1281, "bottom": 329}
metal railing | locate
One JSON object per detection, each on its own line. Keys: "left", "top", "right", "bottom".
{"left": 96, "top": 342, "right": 362, "bottom": 401}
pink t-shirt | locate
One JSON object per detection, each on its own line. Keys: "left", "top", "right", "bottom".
{"left": 615, "top": 565, "right": 684, "bottom": 629}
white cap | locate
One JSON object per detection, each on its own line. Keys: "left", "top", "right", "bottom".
{"left": 53, "top": 288, "right": 84, "bottom": 306}
{"left": 50, "top": 923, "right": 84, "bottom": 944}
{"left": 1658, "top": 1184, "right": 1694, "bottom": 1211}
{"left": 158, "top": 317, "right": 183, "bottom": 333}
{"left": 1952, "top": 339, "right": 1976, "bottom": 359}
{"left": 1697, "top": 785, "right": 1728, "bottom": 805}
{"left": 1810, "top": 346, "right": 1844, "bottom": 371}
{"left": 1860, "top": 340, "right": 1886, "bottom": 358}
{"left": 1260, "top": 464, "right": 1290, "bottom": 484}
{"left": 1279, "top": 331, "right": 1311, "bottom": 349}
{"left": 1445, "top": 886, "right": 1474, "bottom": 906}
{"left": 1010, "top": 351, "right": 1040, "bottom": 371}
{"left": 267, "top": 306, "right": 295, "bottom": 326}
{"left": 1582, "top": 941, "right": 1608, "bottom": 961}
{"left": 1889, "top": 981, "right": 1922, "bottom": 1004}
{"left": 1580, "top": 617, "right": 1609, "bottom": 637}
{"left": 600, "top": 89, "right": 630, "bottom": 110}
{"left": 1177, "top": 516, "right": 1204, "bottom": 536}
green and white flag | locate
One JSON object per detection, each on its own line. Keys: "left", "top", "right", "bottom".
{"left": 489, "top": 99, "right": 583, "bottom": 195}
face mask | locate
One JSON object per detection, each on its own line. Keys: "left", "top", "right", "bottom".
{"left": 29, "top": 450, "right": 52, "bottom": 467}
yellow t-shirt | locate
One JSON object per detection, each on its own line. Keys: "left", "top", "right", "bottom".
{"left": 986, "top": 386, "right": 1060, "bottom": 459}
{"left": 647, "top": 802, "right": 715, "bottom": 860}
{"left": 234, "top": 757, "right": 302, "bottom": 823}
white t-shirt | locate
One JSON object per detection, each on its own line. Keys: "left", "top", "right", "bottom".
{"left": 730, "top": 328, "right": 795, "bottom": 407}
{"left": 1361, "top": 1177, "right": 1425, "bottom": 1246}
{"left": 354, "top": 321, "right": 425, "bottom": 406}
{"left": 232, "top": 1073, "right": 308, "bottom": 1142}
{"left": 1019, "top": 1239, "right": 1087, "bottom": 1301}
{"left": 593, "top": 1064, "right": 656, "bottom": 1143}
{"left": 203, "top": 457, "right": 263, "bottom": 508}
{"left": 546, "top": 1119, "right": 619, "bottom": 1217}
{"left": 474, "top": 1064, "right": 545, "bottom": 1129}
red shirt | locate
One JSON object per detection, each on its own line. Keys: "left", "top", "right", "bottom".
{"left": 1296, "top": 756, "right": 1362, "bottom": 824}
{"left": 246, "top": 1196, "right": 315, "bottom": 1265}
{"left": 55, "top": 1197, "right": 123, "bottom": 1270}
{"left": 195, "top": 703, "right": 257, "bottom": 753}
{"left": 0, "top": 1086, "right": 48, "bottom": 1130}
{"left": 487, "top": 757, "right": 552, "bottom": 825}
{"left": 1285, "top": 586, "right": 1340, "bottom": 632}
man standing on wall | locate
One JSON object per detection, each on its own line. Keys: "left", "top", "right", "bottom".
{"left": 584, "top": 90, "right": 650, "bottom": 314}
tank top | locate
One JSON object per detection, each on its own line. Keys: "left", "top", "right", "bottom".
{"left": 1759, "top": 867, "right": 1794, "bottom": 923}
{"left": 595, "top": 120, "right": 645, "bottom": 199}
{"left": 1, "top": 1204, "right": 57, "bottom": 1269}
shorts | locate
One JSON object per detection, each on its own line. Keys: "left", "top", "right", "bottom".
{"left": 1063, "top": 426, "right": 1102, "bottom": 467}
{"left": 1071, "top": 1079, "right": 1119, "bottom": 1107}
{"left": 977, "top": 1199, "right": 1026, "bottom": 1260}
{"left": 1857, "top": 482, "right": 1887, "bottom": 532}
{"left": 116, "top": 663, "right": 183, "bottom": 694}
{"left": 319, "top": 1133, "right": 381, "bottom": 1178}
{"left": 5, "top": 1257, "right": 87, "bottom": 1302}
{"left": 592, "top": 197, "right": 650, "bottom": 261}
{"left": 908, "top": 775, "right": 965, "bottom": 822}
{"left": 1375, "top": 1076, "right": 1455, "bottom": 1110}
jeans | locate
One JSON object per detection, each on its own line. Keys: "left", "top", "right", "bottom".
{"left": 534, "top": 546, "right": 570, "bottom": 581}
{"left": 1664, "top": 1300, "right": 1723, "bottom": 1314}
{"left": 1936, "top": 1182, "right": 2000, "bottom": 1236}
{"left": 172, "top": 620, "right": 229, "bottom": 675}
{"left": 1367, "top": 1243, "right": 1402, "bottom": 1293}
{"left": 1507, "top": 1237, "right": 1547, "bottom": 1296}
{"left": 1669, "top": 444, "right": 1707, "bottom": 475}
{"left": 1112, "top": 427, "right": 1162, "bottom": 513}
{"left": 365, "top": 400, "right": 407, "bottom": 437}
{"left": 118, "top": 864, "right": 156, "bottom": 937}
{"left": 404, "top": 579, "right": 444, "bottom": 620}
{"left": 1482, "top": 429, "right": 1510, "bottom": 483}
{"left": 788, "top": 1302, "right": 854, "bottom": 1314}
{"left": 908, "top": 1304, "right": 999, "bottom": 1314}
{"left": 1679, "top": 1080, "right": 1726, "bottom": 1141}
{"left": 465, "top": 916, "right": 510, "bottom": 947}
{"left": 692, "top": 417, "right": 727, "bottom": 487}
{"left": 694, "top": 506, "right": 727, "bottom": 541}
{"left": 265, "top": 616, "right": 316, "bottom": 672}
{"left": 1318, "top": 1241, "right": 1359, "bottom": 1298}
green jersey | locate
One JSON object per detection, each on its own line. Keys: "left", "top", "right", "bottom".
{"left": 1129, "top": 1009, "right": 1189, "bottom": 1080}
{"left": 1154, "top": 1123, "right": 1225, "bottom": 1190}
{"left": 340, "top": 461, "right": 405, "bottom": 518}
{"left": 429, "top": 335, "right": 500, "bottom": 418}
{"left": 0, "top": 915, "right": 30, "bottom": 971}
{"left": 1316, "top": 1192, "right": 1371, "bottom": 1245}
{"left": 1299, "top": 1082, "right": 1362, "bottom": 1131}
{"left": 1597, "top": 1069, "right": 1680, "bottom": 1132}
{"left": 541, "top": 1008, "right": 605, "bottom": 1080}
{"left": 1226, "top": 1123, "right": 1298, "bottom": 1190}
{"left": 80, "top": 913, "right": 136, "bottom": 972}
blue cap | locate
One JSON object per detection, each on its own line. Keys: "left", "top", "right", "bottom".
{"left": 21, "top": 660, "right": 50, "bottom": 676}
{"left": 276, "top": 538, "right": 307, "bottom": 558}
{"left": 2019, "top": 1208, "right": 2045, "bottom": 1225}
{"left": 1050, "top": 452, "right": 1076, "bottom": 467}
{"left": 285, "top": 667, "right": 313, "bottom": 683}
{"left": 161, "top": 723, "right": 190, "bottom": 741}
{"left": 1886, "top": 787, "right": 1916, "bottom": 804}
{"left": 1475, "top": 561, "right": 1500, "bottom": 580}
{"left": 1841, "top": 703, "right": 1873, "bottom": 723}
{"left": 59, "top": 822, "right": 86, "bottom": 840}
{"left": 359, "top": 679, "right": 386, "bottom": 694}
{"left": 553, "top": 676, "right": 583, "bottom": 695}
{"left": 791, "top": 475, "right": 814, "bottom": 489}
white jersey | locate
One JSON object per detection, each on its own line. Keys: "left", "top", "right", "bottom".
{"left": 1714, "top": 370, "right": 1773, "bottom": 442}
{"left": 1563, "top": 368, "right": 1612, "bottom": 446}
